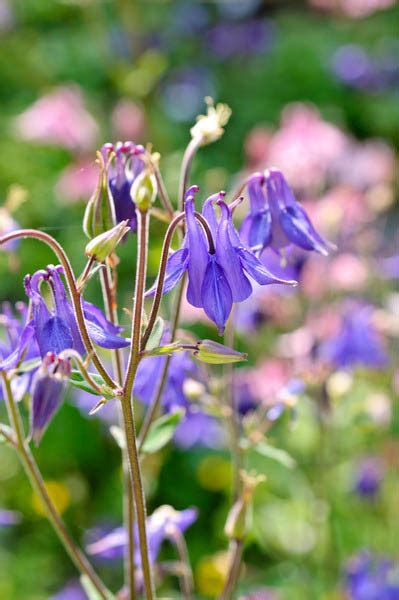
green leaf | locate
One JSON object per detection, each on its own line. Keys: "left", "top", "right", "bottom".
{"left": 70, "top": 370, "right": 105, "bottom": 396}
{"left": 141, "top": 409, "right": 185, "bottom": 454}
{"left": 253, "top": 441, "right": 296, "bottom": 469}
{"left": 145, "top": 316, "right": 165, "bottom": 351}
{"left": 80, "top": 575, "right": 115, "bottom": 600}
{"left": 143, "top": 342, "right": 183, "bottom": 357}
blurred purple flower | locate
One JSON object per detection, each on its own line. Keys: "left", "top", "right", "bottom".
{"left": 174, "top": 410, "right": 224, "bottom": 449}
{"left": 380, "top": 254, "right": 399, "bottom": 279}
{"left": 160, "top": 67, "right": 215, "bottom": 122}
{"left": 0, "top": 207, "right": 20, "bottom": 251}
{"left": 320, "top": 302, "right": 388, "bottom": 370}
{"left": 353, "top": 457, "right": 384, "bottom": 499}
{"left": 345, "top": 551, "right": 399, "bottom": 599}
{"left": 14, "top": 86, "right": 98, "bottom": 152}
{"left": 331, "top": 45, "right": 380, "bottom": 90}
{"left": 205, "top": 19, "right": 274, "bottom": 60}
{"left": 0, "top": 509, "right": 21, "bottom": 527}
{"left": 50, "top": 579, "right": 88, "bottom": 600}
{"left": 87, "top": 505, "right": 197, "bottom": 567}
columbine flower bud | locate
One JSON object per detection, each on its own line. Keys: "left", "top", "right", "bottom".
{"left": 30, "top": 353, "right": 71, "bottom": 445}
{"left": 193, "top": 339, "right": 247, "bottom": 364}
{"left": 190, "top": 97, "right": 232, "bottom": 146}
{"left": 130, "top": 169, "right": 157, "bottom": 212}
{"left": 85, "top": 220, "right": 130, "bottom": 262}
{"left": 83, "top": 150, "right": 116, "bottom": 239}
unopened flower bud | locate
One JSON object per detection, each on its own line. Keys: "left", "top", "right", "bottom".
{"left": 193, "top": 339, "right": 247, "bottom": 364}
{"left": 130, "top": 169, "right": 157, "bottom": 212}
{"left": 85, "top": 220, "right": 130, "bottom": 262}
{"left": 190, "top": 97, "right": 232, "bottom": 146}
{"left": 83, "top": 150, "right": 116, "bottom": 239}
{"left": 224, "top": 471, "right": 265, "bottom": 541}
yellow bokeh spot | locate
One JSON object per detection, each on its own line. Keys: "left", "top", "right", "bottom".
{"left": 196, "top": 551, "right": 229, "bottom": 598}
{"left": 196, "top": 456, "right": 231, "bottom": 492}
{"left": 31, "top": 480, "right": 70, "bottom": 517}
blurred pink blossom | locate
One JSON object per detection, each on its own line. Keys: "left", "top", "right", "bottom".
{"left": 332, "top": 140, "right": 396, "bottom": 190}
{"left": 55, "top": 159, "right": 98, "bottom": 204}
{"left": 14, "top": 86, "right": 99, "bottom": 151}
{"left": 111, "top": 99, "right": 146, "bottom": 141}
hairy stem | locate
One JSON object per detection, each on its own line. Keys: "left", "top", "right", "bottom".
{"left": 178, "top": 138, "right": 200, "bottom": 212}
{"left": 1, "top": 372, "right": 110, "bottom": 599}
{"left": 122, "top": 210, "right": 155, "bottom": 599}
{"left": 100, "top": 265, "right": 136, "bottom": 600}
{"left": 0, "top": 230, "right": 115, "bottom": 390}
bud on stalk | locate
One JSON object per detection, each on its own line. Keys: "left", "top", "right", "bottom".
{"left": 85, "top": 220, "right": 130, "bottom": 263}
{"left": 83, "top": 151, "right": 116, "bottom": 239}
{"left": 131, "top": 169, "right": 157, "bottom": 212}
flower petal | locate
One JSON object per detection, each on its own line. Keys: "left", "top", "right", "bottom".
{"left": 201, "top": 255, "right": 233, "bottom": 335}
{"left": 86, "top": 320, "right": 130, "bottom": 349}
{"left": 186, "top": 198, "right": 209, "bottom": 308}
{"left": 240, "top": 209, "right": 272, "bottom": 252}
{"left": 83, "top": 301, "right": 123, "bottom": 335}
{"left": 30, "top": 373, "right": 66, "bottom": 445}
{"left": 145, "top": 248, "right": 189, "bottom": 298}
{"left": 39, "top": 316, "right": 74, "bottom": 355}
{"left": 279, "top": 205, "right": 330, "bottom": 255}
{"left": 0, "top": 321, "right": 37, "bottom": 371}
{"left": 237, "top": 247, "right": 297, "bottom": 286}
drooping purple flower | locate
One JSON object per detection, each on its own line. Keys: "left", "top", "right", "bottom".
{"left": 320, "top": 303, "right": 388, "bottom": 370}
{"left": 102, "top": 141, "right": 145, "bottom": 233}
{"left": 345, "top": 551, "right": 399, "bottom": 600}
{"left": 353, "top": 457, "right": 384, "bottom": 499}
{"left": 146, "top": 187, "right": 295, "bottom": 333}
{"left": 30, "top": 352, "right": 71, "bottom": 445}
{"left": 87, "top": 505, "right": 197, "bottom": 567}
{"left": 240, "top": 169, "right": 332, "bottom": 256}
{"left": 0, "top": 265, "right": 129, "bottom": 371}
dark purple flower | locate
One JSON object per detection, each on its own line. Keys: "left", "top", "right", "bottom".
{"left": 240, "top": 169, "right": 332, "bottom": 256}
{"left": 87, "top": 505, "right": 197, "bottom": 567}
{"left": 103, "top": 141, "right": 145, "bottom": 233}
{"left": 30, "top": 352, "right": 71, "bottom": 445}
{"left": 205, "top": 19, "right": 274, "bottom": 60}
{"left": 354, "top": 457, "right": 384, "bottom": 499}
{"left": 320, "top": 303, "right": 388, "bottom": 370}
{"left": 345, "top": 551, "right": 399, "bottom": 600}
{"left": 0, "top": 265, "right": 129, "bottom": 371}
{"left": 146, "top": 187, "right": 294, "bottom": 333}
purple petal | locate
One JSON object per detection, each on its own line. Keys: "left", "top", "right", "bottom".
{"left": 85, "top": 320, "right": 130, "bottom": 349}
{"left": 185, "top": 198, "right": 209, "bottom": 308}
{"left": 279, "top": 204, "right": 330, "bottom": 256}
{"left": 30, "top": 373, "right": 66, "bottom": 445}
{"left": 145, "top": 248, "right": 189, "bottom": 298}
{"left": 237, "top": 247, "right": 297, "bottom": 286}
{"left": 240, "top": 209, "right": 272, "bottom": 252}
{"left": 247, "top": 173, "right": 266, "bottom": 212}
{"left": 202, "top": 193, "right": 222, "bottom": 239}
{"left": 0, "top": 321, "right": 36, "bottom": 371}
{"left": 83, "top": 301, "right": 122, "bottom": 335}
{"left": 216, "top": 202, "right": 252, "bottom": 302}
{"left": 201, "top": 255, "right": 233, "bottom": 335}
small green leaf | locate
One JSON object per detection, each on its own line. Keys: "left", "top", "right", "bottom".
{"left": 80, "top": 575, "right": 115, "bottom": 600}
{"left": 141, "top": 409, "right": 185, "bottom": 454}
{"left": 70, "top": 370, "right": 105, "bottom": 396}
{"left": 143, "top": 342, "right": 183, "bottom": 357}
{"left": 253, "top": 441, "right": 296, "bottom": 469}
{"left": 145, "top": 316, "right": 165, "bottom": 351}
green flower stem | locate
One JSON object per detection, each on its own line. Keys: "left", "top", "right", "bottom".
{"left": 100, "top": 265, "right": 136, "bottom": 600}
{"left": 1, "top": 372, "right": 110, "bottom": 600}
{"left": 178, "top": 137, "right": 201, "bottom": 212}
{"left": 0, "top": 230, "right": 116, "bottom": 390}
{"left": 219, "top": 539, "right": 244, "bottom": 600}
{"left": 122, "top": 209, "right": 155, "bottom": 599}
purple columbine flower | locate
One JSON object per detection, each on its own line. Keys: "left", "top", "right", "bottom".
{"left": 345, "top": 551, "right": 399, "bottom": 600}
{"left": 353, "top": 457, "right": 384, "bottom": 499}
{"left": 0, "top": 265, "right": 129, "bottom": 371}
{"left": 29, "top": 352, "right": 71, "bottom": 445}
{"left": 87, "top": 505, "right": 197, "bottom": 566}
{"left": 102, "top": 141, "right": 145, "bottom": 233}
{"left": 320, "top": 303, "right": 388, "bottom": 370}
{"left": 240, "top": 169, "right": 332, "bottom": 256}
{"left": 146, "top": 186, "right": 295, "bottom": 333}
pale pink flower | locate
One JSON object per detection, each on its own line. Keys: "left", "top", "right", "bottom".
{"left": 14, "top": 86, "right": 99, "bottom": 151}
{"left": 309, "top": 0, "right": 395, "bottom": 18}
{"left": 332, "top": 139, "right": 396, "bottom": 190}
{"left": 111, "top": 99, "right": 146, "bottom": 141}
{"left": 55, "top": 159, "right": 98, "bottom": 204}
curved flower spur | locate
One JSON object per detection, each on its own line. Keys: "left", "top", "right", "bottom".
{"left": 146, "top": 186, "right": 296, "bottom": 334}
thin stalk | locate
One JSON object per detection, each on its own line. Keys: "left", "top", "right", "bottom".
{"left": 122, "top": 210, "right": 155, "bottom": 599}
{"left": 0, "top": 230, "right": 115, "bottom": 390}
{"left": 171, "top": 528, "right": 193, "bottom": 600}
{"left": 100, "top": 265, "right": 136, "bottom": 600}
{"left": 152, "top": 161, "right": 175, "bottom": 219}
{"left": 219, "top": 540, "right": 244, "bottom": 600}
{"left": 178, "top": 138, "right": 200, "bottom": 211}
{"left": 1, "top": 372, "right": 110, "bottom": 599}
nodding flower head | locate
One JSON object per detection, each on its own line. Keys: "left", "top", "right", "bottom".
{"left": 0, "top": 265, "right": 129, "bottom": 373}
{"left": 146, "top": 187, "right": 296, "bottom": 334}
{"left": 103, "top": 141, "right": 145, "bottom": 232}
{"left": 30, "top": 352, "right": 71, "bottom": 445}
{"left": 240, "top": 168, "right": 333, "bottom": 256}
